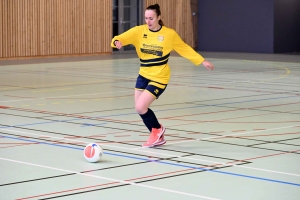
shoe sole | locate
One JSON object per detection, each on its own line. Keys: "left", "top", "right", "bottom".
{"left": 142, "top": 137, "right": 166, "bottom": 148}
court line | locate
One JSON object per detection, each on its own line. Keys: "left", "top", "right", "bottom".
{"left": 1, "top": 94, "right": 299, "bottom": 130}
{"left": 0, "top": 157, "right": 221, "bottom": 200}
{"left": 163, "top": 125, "right": 300, "bottom": 146}
{"left": 0, "top": 90, "right": 130, "bottom": 103}
{"left": 223, "top": 131, "right": 300, "bottom": 139}
{"left": 1, "top": 130, "right": 300, "bottom": 185}
{"left": 16, "top": 168, "right": 195, "bottom": 200}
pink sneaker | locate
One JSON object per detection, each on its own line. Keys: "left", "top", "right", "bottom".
{"left": 142, "top": 125, "right": 166, "bottom": 147}
{"left": 142, "top": 135, "right": 166, "bottom": 148}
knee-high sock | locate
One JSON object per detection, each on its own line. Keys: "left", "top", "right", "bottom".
{"left": 139, "top": 108, "right": 160, "bottom": 132}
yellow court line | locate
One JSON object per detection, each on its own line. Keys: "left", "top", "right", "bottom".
{"left": 220, "top": 60, "right": 291, "bottom": 86}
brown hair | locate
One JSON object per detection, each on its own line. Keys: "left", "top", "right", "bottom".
{"left": 146, "top": 4, "right": 164, "bottom": 26}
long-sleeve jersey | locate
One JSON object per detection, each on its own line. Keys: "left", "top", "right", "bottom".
{"left": 111, "top": 25, "right": 205, "bottom": 84}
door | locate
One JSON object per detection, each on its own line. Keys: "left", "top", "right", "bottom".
{"left": 112, "top": 0, "right": 143, "bottom": 52}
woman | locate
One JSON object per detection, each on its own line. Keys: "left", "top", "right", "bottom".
{"left": 111, "top": 4, "right": 214, "bottom": 148}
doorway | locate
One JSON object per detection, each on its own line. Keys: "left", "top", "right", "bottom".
{"left": 112, "top": 0, "right": 143, "bottom": 53}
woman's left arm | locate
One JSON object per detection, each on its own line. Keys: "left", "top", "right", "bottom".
{"left": 172, "top": 31, "right": 214, "bottom": 70}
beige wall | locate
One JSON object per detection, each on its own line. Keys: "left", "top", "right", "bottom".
{"left": 0, "top": 0, "right": 198, "bottom": 59}
{"left": 0, "top": 0, "right": 112, "bottom": 58}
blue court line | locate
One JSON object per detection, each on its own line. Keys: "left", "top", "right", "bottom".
{"left": 1, "top": 95, "right": 299, "bottom": 129}
{"left": 0, "top": 119, "right": 106, "bottom": 129}
{"left": 81, "top": 123, "right": 106, "bottom": 127}
{"left": 1, "top": 133, "right": 299, "bottom": 187}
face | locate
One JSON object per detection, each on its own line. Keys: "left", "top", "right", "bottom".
{"left": 145, "top": 10, "right": 161, "bottom": 30}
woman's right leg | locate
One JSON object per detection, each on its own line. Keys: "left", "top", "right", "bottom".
{"left": 134, "top": 75, "right": 166, "bottom": 147}
{"left": 135, "top": 89, "right": 165, "bottom": 147}
{"left": 135, "top": 89, "right": 159, "bottom": 131}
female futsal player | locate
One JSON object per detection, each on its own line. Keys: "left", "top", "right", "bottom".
{"left": 111, "top": 4, "right": 214, "bottom": 148}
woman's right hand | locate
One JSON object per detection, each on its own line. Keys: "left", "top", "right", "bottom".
{"left": 114, "top": 40, "right": 123, "bottom": 49}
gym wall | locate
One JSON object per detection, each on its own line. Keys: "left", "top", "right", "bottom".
{"left": 0, "top": 0, "right": 112, "bottom": 58}
{"left": 1, "top": 0, "right": 198, "bottom": 59}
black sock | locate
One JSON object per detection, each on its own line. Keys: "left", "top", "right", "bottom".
{"left": 139, "top": 108, "right": 160, "bottom": 132}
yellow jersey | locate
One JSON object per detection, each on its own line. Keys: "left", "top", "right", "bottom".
{"left": 111, "top": 25, "right": 205, "bottom": 84}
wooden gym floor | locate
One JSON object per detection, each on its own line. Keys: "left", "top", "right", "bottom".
{"left": 0, "top": 52, "right": 299, "bottom": 200}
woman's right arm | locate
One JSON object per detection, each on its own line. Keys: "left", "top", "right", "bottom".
{"left": 111, "top": 26, "right": 139, "bottom": 49}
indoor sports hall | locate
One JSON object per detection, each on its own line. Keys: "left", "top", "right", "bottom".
{"left": 1, "top": 1, "right": 299, "bottom": 200}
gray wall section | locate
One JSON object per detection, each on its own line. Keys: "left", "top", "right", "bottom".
{"left": 197, "top": 0, "right": 274, "bottom": 53}
{"left": 274, "top": 0, "right": 300, "bottom": 53}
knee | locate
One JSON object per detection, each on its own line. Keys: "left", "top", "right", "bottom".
{"left": 135, "top": 103, "right": 147, "bottom": 114}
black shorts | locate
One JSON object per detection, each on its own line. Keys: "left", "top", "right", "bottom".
{"left": 135, "top": 75, "right": 167, "bottom": 99}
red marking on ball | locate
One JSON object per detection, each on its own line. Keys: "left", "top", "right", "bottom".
{"left": 84, "top": 146, "right": 95, "bottom": 158}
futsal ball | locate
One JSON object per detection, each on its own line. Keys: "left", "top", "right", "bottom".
{"left": 83, "top": 143, "right": 103, "bottom": 163}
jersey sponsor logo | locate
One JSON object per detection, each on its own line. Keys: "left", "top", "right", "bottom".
{"left": 143, "top": 34, "right": 147, "bottom": 38}
{"left": 154, "top": 89, "right": 159, "bottom": 94}
{"left": 157, "top": 35, "right": 164, "bottom": 42}
{"left": 141, "top": 44, "right": 163, "bottom": 56}
{"left": 141, "top": 48, "right": 163, "bottom": 56}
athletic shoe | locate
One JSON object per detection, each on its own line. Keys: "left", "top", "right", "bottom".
{"left": 149, "top": 124, "right": 165, "bottom": 143}
{"left": 142, "top": 135, "right": 166, "bottom": 148}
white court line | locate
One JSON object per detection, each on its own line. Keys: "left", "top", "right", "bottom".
{"left": 0, "top": 90, "right": 130, "bottom": 103}
{"left": 161, "top": 125, "right": 300, "bottom": 146}
{"left": 0, "top": 157, "right": 220, "bottom": 200}
{"left": 1, "top": 127, "right": 300, "bottom": 177}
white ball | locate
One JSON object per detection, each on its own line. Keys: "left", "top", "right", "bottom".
{"left": 83, "top": 143, "right": 103, "bottom": 162}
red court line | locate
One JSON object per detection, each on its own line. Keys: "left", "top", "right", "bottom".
{"left": 252, "top": 101, "right": 300, "bottom": 109}
{"left": 6, "top": 106, "right": 133, "bottom": 124}
{"left": 0, "top": 143, "right": 38, "bottom": 149}
{"left": 4, "top": 94, "right": 133, "bottom": 100}
{"left": 48, "top": 94, "right": 133, "bottom": 100}
{"left": 237, "top": 149, "right": 300, "bottom": 162}
{"left": 218, "top": 131, "right": 300, "bottom": 139}
{"left": 210, "top": 131, "right": 225, "bottom": 134}
{"left": 163, "top": 108, "right": 243, "bottom": 120}
{"left": 86, "top": 135, "right": 106, "bottom": 138}
{"left": 187, "top": 132, "right": 203, "bottom": 134}
{"left": 63, "top": 136, "right": 83, "bottom": 139}
{"left": 0, "top": 106, "right": 10, "bottom": 109}
{"left": 114, "top": 135, "right": 131, "bottom": 137}
{"left": 167, "top": 112, "right": 300, "bottom": 124}
{"left": 163, "top": 102, "right": 300, "bottom": 124}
